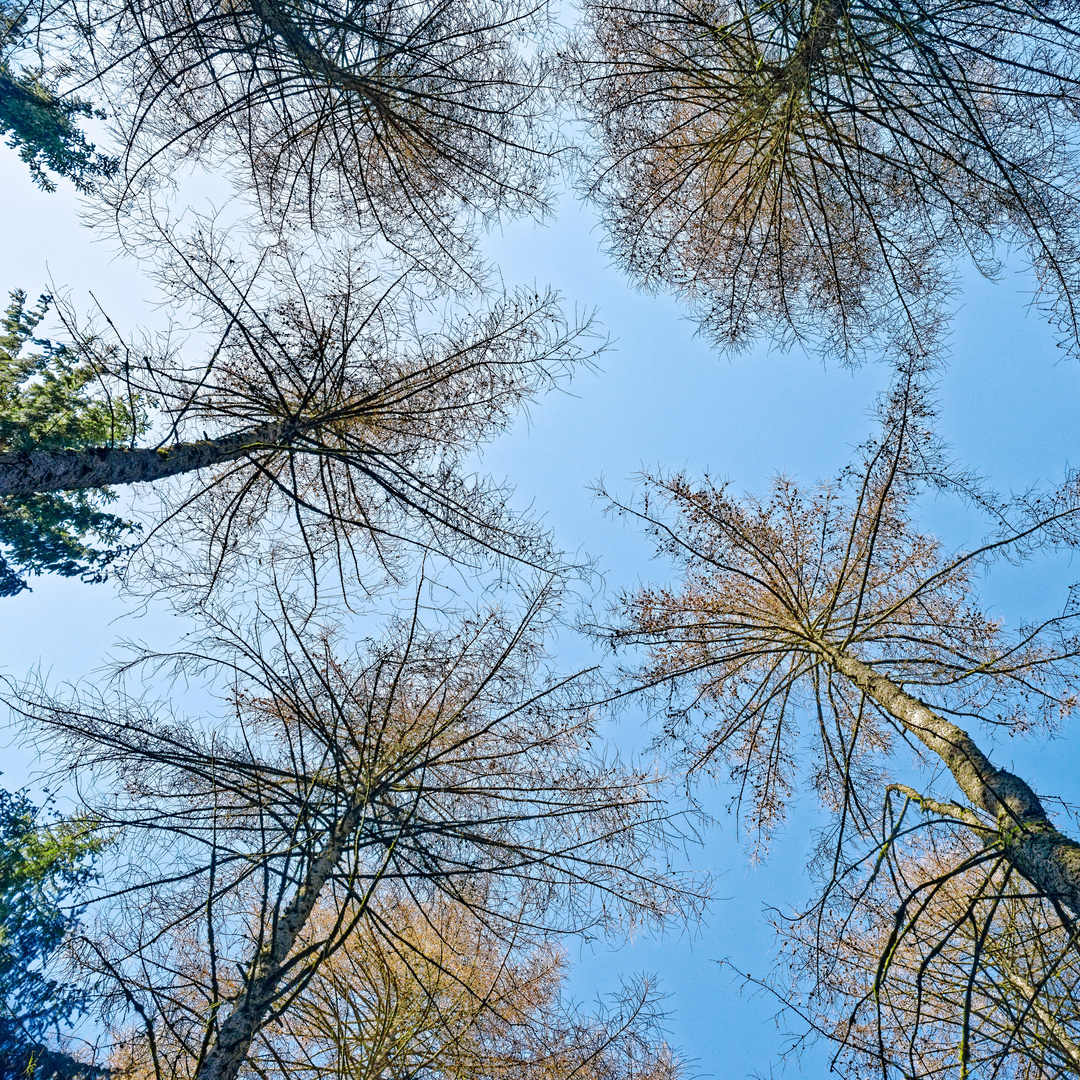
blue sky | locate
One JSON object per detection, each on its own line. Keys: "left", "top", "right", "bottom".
{"left": 3, "top": 149, "right": 1080, "bottom": 1078}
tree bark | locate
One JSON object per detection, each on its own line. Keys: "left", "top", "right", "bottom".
{"left": 995, "top": 961, "right": 1080, "bottom": 1071}
{"left": 818, "top": 643, "right": 1080, "bottom": 917}
{"left": 245, "top": 0, "right": 384, "bottom": 102}
{"left": 744, "top": 0, "right": 845, "bottom": 114}
{"left": 770, "top": 0, "right": 844, "bottom": 97}
{"left": 0, "top": 422, "right": 287, "bottom": 497}
{"left": 194, "top": 797, "right": 371, "bottom": 1080}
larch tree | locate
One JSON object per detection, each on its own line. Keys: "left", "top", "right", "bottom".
{"left": 597, "top": 364, "right": 1080, "bottom": 1077}
{"left": 779, "top": 819, "right": 1080, "bottom": 1079}
{"left": 10, "top": 582, "right": 702, "bottom": 1080}
{"left": 0, "top": 0, "right": 587, "bottom": 594}
{"left": 566, "top": 0, "right": 1080, "bottom": 361}
{"left": 33, "top": 0, "right": 562, "bottom": 276}
{"left": 0, "top": 236, "right": 596, "bottom": 596}
{"left": 18, "top": 0, "right": 1080, "bottom": 1074}
{"left": 112, "top": 892, "right": 683, "bottom": 1080}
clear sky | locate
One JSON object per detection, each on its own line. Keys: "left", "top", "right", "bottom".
{"left": 3, "top": 140, "right": 1080, "bottom": 1078}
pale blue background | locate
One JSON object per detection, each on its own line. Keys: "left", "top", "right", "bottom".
{"left": 3, "top": 151, "right": 1080, "bottom": 1078}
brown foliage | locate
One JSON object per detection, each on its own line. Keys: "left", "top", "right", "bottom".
{"left": 13, "top": 584, "right": 702, "bottom": 1080}
{"left": 597, "top": 366, "right": 1080, "bottom": 1075}
{"left": 568, "top": 0, "right": 1080, "bottom": 360}
{"left": 111, "top": 893, "right": 683, "bottom": 1080}
{"left": 780, "top": 819, "right": 1080, "bottom": 1080}
{"left": 24, "top": 237, "right": 596, "bottom": 597}
{"left": 77, "top": 0, "right": 558, "bottom": 271}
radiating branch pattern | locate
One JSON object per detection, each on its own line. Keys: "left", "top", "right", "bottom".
{"left": 569, "top": 0, "right": 1080, "bottom": 360}
{"left": 600, "top": 366, "right": 1080, "bottom": 1076}
{"left": 10, "top": 586, "right": 702, "bottom": 1080}
{"left": 0, "top": 241, "right": 598, "bottom": 593}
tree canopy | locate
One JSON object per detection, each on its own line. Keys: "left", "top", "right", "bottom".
{"left": 0, "top": 783, "right": 105, "bottom": 1079}
{"left": 599, "top": 369, "right": 1080, "bottom": 1076}
{"left": 7, "top": 0, "right": 1080, "bottom": 1078}
{"left": 567, "top": 0, "right": 1080, "bottom": 361}
{"left": 11, "top": 585, "right": 701, "bottom": 1080}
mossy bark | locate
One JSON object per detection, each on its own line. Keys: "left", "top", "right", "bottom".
{"left": 820, "top": 643, "right": 1080, "bottom": 916}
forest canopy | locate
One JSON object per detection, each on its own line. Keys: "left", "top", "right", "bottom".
{"left": 2, "top": 2, "right": 1080, "bottom": 1079}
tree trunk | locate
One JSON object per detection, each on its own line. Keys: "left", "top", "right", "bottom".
{"left": 245, "top": 0, "right": 383, "bottom": 102}
{"left": 818, "top": 643, "right": 1080, "bottom": 917}
{"left": 0, "top": 422, "right": 287, "bottom": 497}
{"left": 746, "top": 0, "right": 845, "bottom": 113}
{"left": 194, "top": 797, "right": 371, "bottom": 1080}
{"left": 995, "top": 961, "right": 1080, "bottom": 1071}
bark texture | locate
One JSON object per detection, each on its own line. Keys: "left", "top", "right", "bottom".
{"left": 747, "top": 0, "right": 845, "bottom": 114}
{"left": 997, "top": 962, "right": 1080, "bottom": 1070}
{"left": 246, "top": 0, "right": 384, "bottom": 101}
{"left": 0, "top": 422, "right": 287, "bottom": 497}
{"left": 195, "top": 796, "right": 371, "bottom": 1080}
{"left": 820, "top": 643, "right": 1080, "bottom": 917}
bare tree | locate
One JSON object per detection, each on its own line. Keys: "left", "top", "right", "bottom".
{"left": 767, "top": 815, "right": 1080, "bottom": 1080}
{"left": 10, "top": 582, "right": 702, "bottom": 1080}
{"left": 567, "top": 0, "right": 1080, "bottom": 361}
{"left": 0, "top": 237, "right": 596, "bottom": 595}
{"left": 596, "top": 365, "right": 1080, "bottom": 1075}
{"left": 110, "top": 890, "right": 684, "bottom": 1080}
{"left": 46, "top": 0, "right": 560, "bottom": 273}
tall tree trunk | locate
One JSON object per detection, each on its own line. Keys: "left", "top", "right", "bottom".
{"left": 817, "top": 642, "right": 1080, "bottom": 916}
{"left": 741, "top": 0, "right": 845, "bottom": 115}
{"left": 245, "top": 0, "right": 384, "bottom": 101}
{"left": 194, "top": 797, "right": 371, "bottom": 1080}
{"left": 0, "top": 422, "right": 287, "bottom": 497}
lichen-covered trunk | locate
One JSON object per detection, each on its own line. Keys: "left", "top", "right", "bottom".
{"left": 193, "top": 798, "right": 369, "bottom": 1080}
{"left": 821, "top": 644, "right": 1080, "bottom": 916}
{"left": 773, "top": 0, "right": 845, "bottom": 94}
{"left": 745, "top": 0, "right": 845, "bottom": 114}
{"left": 0, "top": 423, "right": 286, "bottom": 497}
{"left": 996, "top": 961, "right": 1080, "bottom": 1070}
